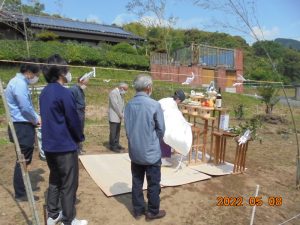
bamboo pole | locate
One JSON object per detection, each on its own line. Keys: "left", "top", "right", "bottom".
{"left": 0, "top": 79, "right": 41, "bottom": 225}
{"left": 280, "top": 83, "right": 300, "bottom": 189}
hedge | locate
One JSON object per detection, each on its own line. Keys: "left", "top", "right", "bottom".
{"left": 0, "top": 40, "right": 149, "bottom": 70}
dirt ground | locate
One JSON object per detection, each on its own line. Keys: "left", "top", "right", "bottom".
{"left": 0, "top": 117, "right": 300, "bottom": 225}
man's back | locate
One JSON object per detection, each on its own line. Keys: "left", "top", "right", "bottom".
{"left": 124, "top": 92, "right": 165, "bottom": 165}
{"left": 69, "top": 84, "right": 85, "bottom": 111}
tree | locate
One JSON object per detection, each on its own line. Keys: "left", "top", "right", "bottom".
{"left": 123, "top": 22, "right": 148, "bottom": 38}
{"left": 282, "top": 49, "right": 300, "bottom": 83}
{"left": 126, "top": 0, "right": 177, "bottom": 56}
{"left": 1, "top": 0, "right": 45, "bottom": 14}
{"left": 257, "top": 85, "right": 280, "bottom": 114}
{"left": 252, "top": 41, "right": 285, "bottom": 59}
{"left": 22, "top": 0, "right": 45, "bottom": 14}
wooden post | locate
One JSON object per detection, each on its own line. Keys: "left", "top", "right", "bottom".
{"left": 233, "top": 138, "right": 250, "bottom": 173}
{"left": 209, "top": 119, "right": 215, "bottom": 161}
{"left": 0, "top": 79, "right": 41, "bottom": 225}
{"left": 202, "top": 120, "right": 208, "bottom": 162}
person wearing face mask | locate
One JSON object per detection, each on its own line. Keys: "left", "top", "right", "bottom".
{"left": 5, "top": 60, "right": 41, "bottom": 202}
{"left": 39, "top": 54, "right": 87, "bottom": 225}
{"left": 124, "top": 74, "right": 166, "bottom": 220}
{"left": 108, "top": 82, "right": 128, "bottom": 152}
{"left": 70, "top": 75, "right": 89, "bottom": 154}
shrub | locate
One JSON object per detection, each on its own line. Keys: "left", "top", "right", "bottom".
{"left": 111, "top": 42, "right": 137, "bottom": 55}
{"left": 0, "top": 40, "right": 149, "bottom": 70}
{"left": 35, "top": 31, "right": 59, "bottom": 41}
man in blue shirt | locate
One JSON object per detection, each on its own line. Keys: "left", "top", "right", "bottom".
{"left": 124, "top": 74, "right": 166, "bottom": 220}
{"left": 5, "top": 61, "right": 41, "bottom": 202}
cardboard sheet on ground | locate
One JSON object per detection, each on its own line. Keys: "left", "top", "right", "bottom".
{"left": 79, "top": 154, "right": 143, "bottom": 197}
{"left": 79, "top": 153, "right": 211, "bottom": 196}
{"left": 122, "top": 154, "right": 211, "bottom": 187}
{"left": 189, "top": 162, "right": 234, "bottom": 176}
{"left": 185, "top": 152, "right": 235, "bottom": 176}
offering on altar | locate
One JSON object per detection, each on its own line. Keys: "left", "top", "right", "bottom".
{"left": 188, "top": 101, "right": 200, "bottom": 106}
{"left": 190, "top": 90, "right": 204, "bottom": 97}
{"left": 201, "top": 98, "right": 214, "bottom": 107}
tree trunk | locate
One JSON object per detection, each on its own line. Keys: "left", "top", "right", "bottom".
{"left": 265, "top": 105, "right": 272, "bottom": 114}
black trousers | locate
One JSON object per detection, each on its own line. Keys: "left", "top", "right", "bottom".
{"left": 8, "top": 122, "right": 35, "bottom": 198}
{"left": 45, "top": 151, "right": 78, "bottom": 225}
{"left": 109, "top": 121, "right": 121, "bottom": 149}
{"left": 131, "top": 160, "right": 161, "bottom": 215}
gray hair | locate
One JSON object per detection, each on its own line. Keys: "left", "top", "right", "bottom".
{"left": 119, "top": 82, "right": 128, "bottom": 88}
{"left": 133, "top": 74, "right": 152, "bottom": 92}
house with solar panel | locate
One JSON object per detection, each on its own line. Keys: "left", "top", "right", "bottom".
{"left": 0, "top": 10, "right": 144, "bottom": 45}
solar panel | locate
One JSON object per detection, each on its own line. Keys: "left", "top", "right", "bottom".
{"left": 27, "top": 14, "right": 134, "bottom": 37}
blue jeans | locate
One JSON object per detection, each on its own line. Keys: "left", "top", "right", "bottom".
{"left": 131, "top": 160, "right": 161, "bottom": 215}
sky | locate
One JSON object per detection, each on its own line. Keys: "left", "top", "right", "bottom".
{"left": 27, "top": 0, "right": 300, "bottom": 44}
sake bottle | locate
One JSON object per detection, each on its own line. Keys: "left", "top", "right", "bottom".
{"left": 215, "top": 88, "right": 222, "bottom": 108}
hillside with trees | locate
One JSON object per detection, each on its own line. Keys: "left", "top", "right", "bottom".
{"left": 275, "top": 38, "right": 300, "bottom": 51}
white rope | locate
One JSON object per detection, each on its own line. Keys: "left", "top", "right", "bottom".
{"left": 0, "top": 59, "right": 284, "bottom": 83}
{"left": 174, "top": 154, "right": 184, "bottom": 172}
{"left": 278, "top": 213, "right": 300, "bottom": 225}
{"left": 250, "top": 184, "right": 260, "bottom": 225}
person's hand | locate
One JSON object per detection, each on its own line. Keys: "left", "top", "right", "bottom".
{"left": 36, "top": 117, "right": 42, "bottom": 127}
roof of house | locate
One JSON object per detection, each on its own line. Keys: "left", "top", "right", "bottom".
{"left": 0, "top": 10, "right": 144, "bottom": 41}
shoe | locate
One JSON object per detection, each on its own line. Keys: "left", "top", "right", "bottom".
{"left": 145, "top": 210, "right": 166, "bottom": 220}
{"left": 39, "top": 154, "right": 46, "bottom": 161}
{"left": 117, "top": 145, "right": 125, "bottom": 150}
{"left": 15, "top": 195, "right": 40, "bottom": 202}
{"left": 61, "top": 218, "right": 88, "bottom": 225}
{"left": 47, "top": 211, "right": 63, "bottom": 225}
{"left": 110, "top": 147, "right": 121, "bottom": 153}
{"left": 161, "top": 158, "right": 173, "bottom": 167}
{"left": 133, "top": 210, "right": 145, "bottom": 219}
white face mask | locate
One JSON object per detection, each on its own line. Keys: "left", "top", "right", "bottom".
{"left": 28, "top": 76, "right": 39, "bottom": 84}
{"left": 148, "top": 86, "right": 152, "bottom": 96}
{"left": 65, "top": 72, "right": 72, "bottom": 83}
{"left": 120, "top": 89, "right": 126, "bottom": 95}
{"left": 80, "top": 84, "right": 87, "bottom": 90}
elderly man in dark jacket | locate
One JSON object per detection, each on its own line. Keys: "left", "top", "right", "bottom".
{"left": 70, "top": 75, "right": 89, "bottom": 154}
{"left": 124, "top": 74, "right": 166, "bottom": 221}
